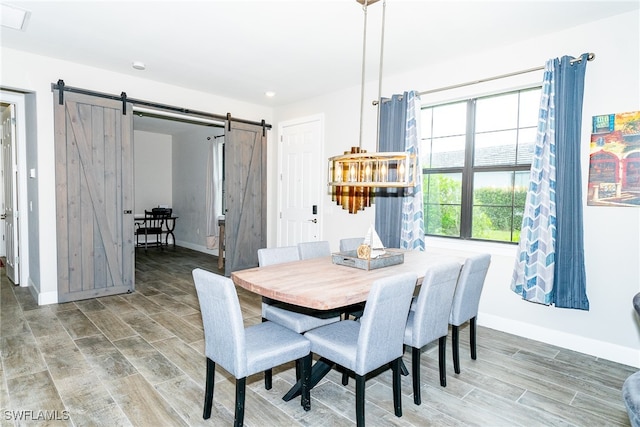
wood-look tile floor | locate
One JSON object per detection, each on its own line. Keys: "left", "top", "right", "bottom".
{"left": 0, "top": 246, "right": 635, "bottom": 426}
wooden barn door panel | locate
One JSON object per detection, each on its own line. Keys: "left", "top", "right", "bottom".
{"left": 54, "top": 91, "right": 134, "bottom": 302}
{"left": 224, "top": 121, "right": 266, "bottom": 276}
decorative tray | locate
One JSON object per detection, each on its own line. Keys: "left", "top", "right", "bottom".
{"left": 331, "top": 249, "right": 404, "bottom": 271}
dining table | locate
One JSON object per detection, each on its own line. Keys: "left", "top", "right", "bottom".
{"left": 231, "top": 249, "right": 467, "bottom": 401}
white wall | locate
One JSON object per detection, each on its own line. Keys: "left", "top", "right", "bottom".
{"left": 171, "top": 126, "right": 220, "bottom": 254}
{"left": 0, "top": 46, "right": 272, "bottom": 305}
{"left": 274, "top": 10, "right": 640, "bottom": 367}
{"left": 133, "top": 130, "right": 172, "bottom": 215}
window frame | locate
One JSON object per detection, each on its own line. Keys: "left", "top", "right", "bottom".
{"left": 421, "top": 86, "right": 540, "bottom": 243}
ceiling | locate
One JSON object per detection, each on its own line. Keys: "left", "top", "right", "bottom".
{"left": 2, "top": 0, "right": 638, "bottom": 111}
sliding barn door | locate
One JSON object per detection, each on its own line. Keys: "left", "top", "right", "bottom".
{"left": 53, "top": 91, "right": 134, "bottom": 302}
{"left": 224, "top": 121, "right": 267, "bottom": 276}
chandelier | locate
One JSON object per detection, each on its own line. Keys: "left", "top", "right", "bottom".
{"left": 328, "top": 0, "right": 417, "bottom": 214}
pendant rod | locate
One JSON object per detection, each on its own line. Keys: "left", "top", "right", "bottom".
{"left": 358, "top": 0, "right": 369, "bottom": 150}
{"left": 375, "top": 0, "right": 386, "bottom": 152}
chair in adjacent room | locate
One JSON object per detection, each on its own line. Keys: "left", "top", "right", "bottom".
{"left": 449, "top": 253, "right": 492, "bottom": 374}
{"left": 304, "top": 272, "right": 417, "bottom": 427}
{"left": 403, "top": 261, "right": 462, "bottom": 405}
{"left": 192, "top": 268, "right": 312, "bottom": 427}
{"left": 623, "top": 292, "right": 640, "bottom": 427}
{"left": 135, "top": 209, "right": 169, "bottom": 251}
{"left": 298, "top": 240, "right": 331, "bottom": 260}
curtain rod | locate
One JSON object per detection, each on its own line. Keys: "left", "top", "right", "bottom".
{"left": 418, "top": 53, "right": 595, "bottom": 97}
{"left": 51, "top": 80, "right": 272, "bottom": 130}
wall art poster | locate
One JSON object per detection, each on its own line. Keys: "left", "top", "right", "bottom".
{"left": 587, "top": 110, "right": 640, "bottom": 207}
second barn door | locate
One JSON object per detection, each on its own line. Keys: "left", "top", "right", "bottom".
{"left": 224, "top": 121, "right": 266, "bottom": 276}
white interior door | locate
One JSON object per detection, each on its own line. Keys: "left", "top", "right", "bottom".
{"left": 2, "top": 103, "right": 18, "bottom": 284}
{"left": 278, "top": 115, "right": 323, "bottom": 246}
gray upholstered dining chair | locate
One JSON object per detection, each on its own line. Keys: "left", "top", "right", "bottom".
{"left": 339, "top": 237, "right": 364, "bottom": 252}
{"left": 337, "top": 237, "right": 367, "bottom": 320}
{"left": 623, "top": 292, "right": 640, "bottom": 427}
{"left": 192, "top": 268, "right": 312, "bottom": 426}
{"left": 258, "top": 246, "right": 340, "bottom": 334}
{"left": 304, "top": 272, "right": 417, "bottom": 427}
{"left": 298, "top": 240, "right": 331, "bottom": 259}
{"left": 449, "top": 253, "right": 491, "bottom": 374}
{"left": 403, "top": 261, "right": 462, "bottom": 405}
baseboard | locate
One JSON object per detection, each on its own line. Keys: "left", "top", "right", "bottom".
{"left": 25, "top": 277, "right": 58, "bottom": 306}
{"left": 479, "top": 312, "right": 640, "bottom": 368}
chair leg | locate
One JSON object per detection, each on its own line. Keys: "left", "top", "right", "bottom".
{"left": 341, "top": 368, "right": 349, "bottom": 386}
{"left": 234, "top": 377, "right": 246, "bottom": 427}
{"left": 261, "top": 316, "right": 273, "bottom": 390}
{"left": 470, "top": 316, "right": 477, "bottom": 360}
{"left": 400, "top": 354, "right": 409, "bottom": 376}
{"left": 355, "top": 374, "right": 366, "bottom": 427}
{"left": 438, "top": 336, "right": 447, "bottom": 387}
{"left": 452, "top": 324, "right": 461, "bottom": 374}
{"left": 392, "top": 357, "right": 402, "bottom": 417}
{"left": 301, "top": 353, "right": 312, "bottom": 411}
{"left": 264, "top": 368, "right": 272, "bottom": 390}
{"left": 411, "top": 346, "right": 421, "bottom": 405}
{"left": 203, "top": 358, "right": 215, "bottom": 419}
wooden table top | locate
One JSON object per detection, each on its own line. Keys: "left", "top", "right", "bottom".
{"left": 231, "top": 250, "right": 466, "bottom": 311}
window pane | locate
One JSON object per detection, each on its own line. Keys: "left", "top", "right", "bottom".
{"left": 474, "top": 130, "right": 517, "bottom": 166}
{"left": 518, "top": 88, "right": 541, "bottom": 128}
{"left": 472, "top": 206, "right": 516, "bottom": 242}
{"left": 424, "top": 173, "right": 462, "bottom": 237}
{"left": 472, "top": 171, "right": 528, "bottom": 243}
{"left": 432, "top": 102, "right": 466, "bottom": 137}
{"left": 428, "top": 135, "right": 466, "bottom": 168}
{"left": 421, "top": 108, "right": 433, "bottom": 140}
{"left": 517, "top": 127, "right": 536, "bottom": 164}
{"left": 475, "top": 93, "right": 518, "bottom": 132}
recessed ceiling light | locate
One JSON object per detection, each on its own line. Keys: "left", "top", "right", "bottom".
{"left": 1, "top": 3, "right": 30, "bottom": 31}
{"left": 265, "top": 91, "right": 276, "bottom": 98}
{"left": 132, "top": 61, "right": 146, "bottom": 71}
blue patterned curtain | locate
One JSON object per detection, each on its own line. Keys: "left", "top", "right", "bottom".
{"left": 375, "top": 91, "right": 424, "bottom": 250}
{"left": 511, "top": 54, "right": 590, "bottom": 310}
{"left": 400, "top": 91, "right": 425, "bottom": 251}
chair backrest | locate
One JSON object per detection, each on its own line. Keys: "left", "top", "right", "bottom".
{"left": 298, "top": 241, "right": 331, "bottom": 260}
{"left": 192, "top": 268, "right": 247, "bottom": 378}
{"left": 355, "top": 272, "right": 417, "bottom": 375}
{"left": 340, "top": 237, "right": 364, "bottom": 252}
{"left": 144, "top": 210, "right": 166, "bottom": 228}
{"left": 257, "top": 246, "right": 300, "bottom": 267}
{"left": 409, "top": 262, "right": 462, "bottom": 347}
{"left": 449, "top": 253, "right": 491, "bottom": 326}
{"left": 152, "top": 207, "right": 172, "bottom": 217}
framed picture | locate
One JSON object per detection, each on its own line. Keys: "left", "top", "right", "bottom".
{"left": 587, "top": 111, "right": 640, "bottom": 207}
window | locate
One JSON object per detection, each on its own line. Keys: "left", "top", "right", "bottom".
{"left": 421, "top": 87, "right": 541, "bottom": 243}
